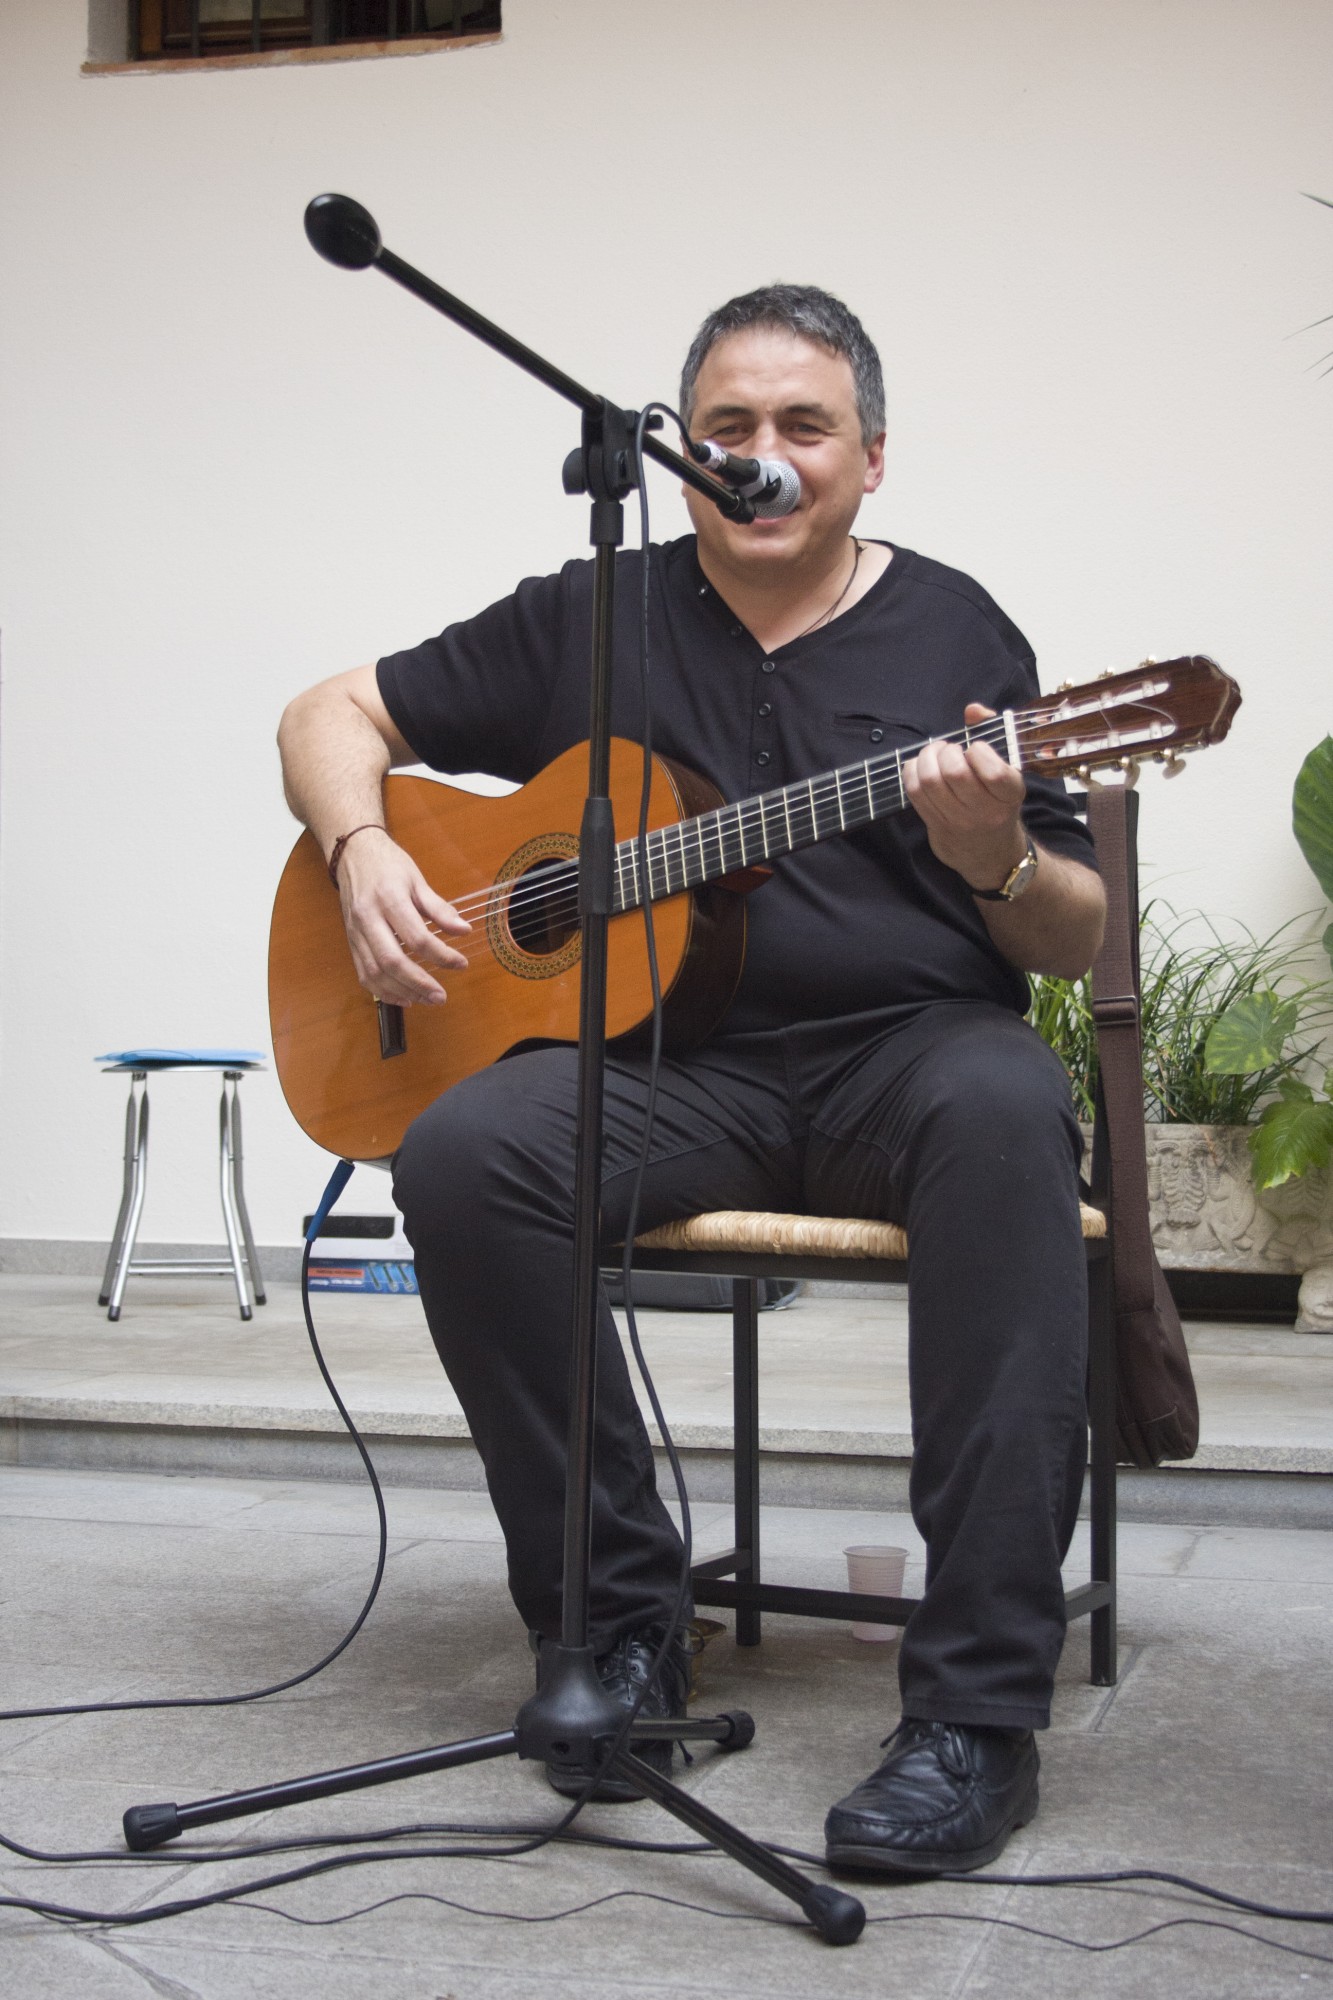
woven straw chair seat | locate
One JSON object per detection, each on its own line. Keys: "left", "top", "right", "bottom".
{"left": 635, "top": 1202, "right": 1106, "bottom": 1263}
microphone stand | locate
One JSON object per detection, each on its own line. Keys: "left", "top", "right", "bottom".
{"left": 120, "top": 196, "right": 863, "bottom": 1947}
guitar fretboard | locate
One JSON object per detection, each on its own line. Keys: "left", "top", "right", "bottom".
{"left": 610, "top": 725, "right": 1009, "bottom": 913}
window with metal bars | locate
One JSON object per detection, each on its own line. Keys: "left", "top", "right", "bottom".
{"left": 132, "top": 1, "right": 501, "bottom": 61}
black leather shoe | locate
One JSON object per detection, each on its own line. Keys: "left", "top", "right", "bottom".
{"left": 824, "top": 1719, "right": 1039, "bottom": 1874}
{"left": 543, "top": 1626, "right": 692, "bottom": 1803}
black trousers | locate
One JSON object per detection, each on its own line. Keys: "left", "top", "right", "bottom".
{"left": 393, "top": 1000, "right": 1089, "bottom": 1733}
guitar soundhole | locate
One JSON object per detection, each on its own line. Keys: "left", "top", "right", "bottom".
{"left": 507, "top": 861, "right": 580, "bottom": 956}
{"left": 487, "top": 835, "right": 583, "bottom": 981}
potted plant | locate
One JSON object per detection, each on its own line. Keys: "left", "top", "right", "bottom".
{"left": 1031, "top": 738, "right": 1333, "bottom": 1328}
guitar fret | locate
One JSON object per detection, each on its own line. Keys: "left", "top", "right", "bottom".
{"left": 833, "top": 767, "right": 847, "bottom": 831}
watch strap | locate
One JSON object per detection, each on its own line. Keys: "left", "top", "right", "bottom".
{"left": 972, "top": 834, "right": 1037, "bottom": 902}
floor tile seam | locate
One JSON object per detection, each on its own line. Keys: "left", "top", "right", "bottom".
{"left": 84, "top": 1930, "right": 211, "bottom": 1999}
{"left": 1, "top": 1511, "right": 423, "bottom": 1552}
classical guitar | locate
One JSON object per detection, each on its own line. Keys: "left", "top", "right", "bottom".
{"left": 269, "top": 656, "right": 1240, "bottom": 1160}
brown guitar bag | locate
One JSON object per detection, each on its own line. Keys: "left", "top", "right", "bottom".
{"left": 1086, "top": 787, "right": 1200, "bottom": 1467}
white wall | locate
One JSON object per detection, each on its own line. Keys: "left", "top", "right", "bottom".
{"left": 1, "top": 0, "right": 1330, "bottom": 1249}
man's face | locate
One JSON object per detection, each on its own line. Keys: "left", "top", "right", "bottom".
{"left": 683, "top": 327, "right": 885, "bottom": 581}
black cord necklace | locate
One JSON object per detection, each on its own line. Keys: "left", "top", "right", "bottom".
{"left": 795, "top": 538, "right": 863, "bottom": 639}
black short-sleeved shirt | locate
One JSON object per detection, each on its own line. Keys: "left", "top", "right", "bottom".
{"left": 377, "top": 537, "right": 1097, "bottom": 1035}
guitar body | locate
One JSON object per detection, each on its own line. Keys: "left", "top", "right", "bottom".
{"left": 268, "top": 738, "right": 747, "bottom": 1161}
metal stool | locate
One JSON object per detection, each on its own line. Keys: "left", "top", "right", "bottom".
{"left": 97, "top": 1049, "right": 267, "bottom": 1322}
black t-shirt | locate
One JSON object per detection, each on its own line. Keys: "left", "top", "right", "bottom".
{"left": 377, "top": 537, "right": 1097, "bottom": 1034}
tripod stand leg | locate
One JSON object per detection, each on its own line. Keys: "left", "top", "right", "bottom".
{"left": 124, "top": 1730, "right": 518, "bottom": 1850}
{"left": 611, "top": 1749, "right": 865, "bottom": 1945}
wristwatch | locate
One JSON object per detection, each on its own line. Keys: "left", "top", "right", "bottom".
{"left": 972, "top": 835, "right": 1038, "bottom": 903}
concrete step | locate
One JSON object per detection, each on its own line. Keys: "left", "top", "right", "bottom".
{"left": 2, "top": 1274, "right": 1330, "bottom": 1529}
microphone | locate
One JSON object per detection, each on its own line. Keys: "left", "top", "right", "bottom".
{"left": 687, "top": 440, "right": 802, "bottom": 519}
{"left": 304, "top": 193, "right": 382, "bottom": 270}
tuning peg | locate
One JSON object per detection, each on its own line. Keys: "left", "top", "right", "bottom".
{"left": 1161, "top": 750, "right": 1186, "bottom": 778}
{"left": 1055, "top": 679, "right": 1075, "bottom": 692}
{"left": 1139, "top": 655, "right": 1159, "bottom": 667}
{"left": 1119, "top": 758, "right": 1141, "bottom": 788}
{"left": 1099, "top": 668, "right": 1116, "bottom": 679}
{"left": 1075, "top": 763, "right": 1104, "bottom": 787}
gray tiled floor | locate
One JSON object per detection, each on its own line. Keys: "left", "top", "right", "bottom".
{"left": 2, "top": 1465, "right": 1331, "bottom": 1996}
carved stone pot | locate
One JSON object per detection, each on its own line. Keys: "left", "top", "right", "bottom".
{"left": 1141, "top": 1124, "right": 1333, "bottom": 1332}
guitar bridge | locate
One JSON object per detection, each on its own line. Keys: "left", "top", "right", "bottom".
{"left": 377, "top": 1002, "right": 407, "bottom": 1060}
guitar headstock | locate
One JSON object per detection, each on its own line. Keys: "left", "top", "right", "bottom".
{"left": 1016, "top": 657, "right": 1241, "bottom": 784}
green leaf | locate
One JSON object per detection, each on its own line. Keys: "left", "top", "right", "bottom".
{"left": 1323, "top": 920, "right": 1333, "bottom": 973}
{"left": 1277, "top": 1076, "right": 1315, "bottom": 1102}
{"left": 1204, "top": 992, "right": 1300, "bottom": 1074}
{"left": 1293, "top": 736, "right": 1333, "bottom": 902}
{"left": 1249, "top": 1097, "right": 1333, "bottom": 1188}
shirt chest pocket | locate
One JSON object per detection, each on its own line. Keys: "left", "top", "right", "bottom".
{"left": 829, "top": 711, "right": 929, "bottom": 754}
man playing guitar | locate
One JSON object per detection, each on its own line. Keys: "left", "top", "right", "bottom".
{"left": 278, "top": 285, "right": 1106, "bottom": 1874}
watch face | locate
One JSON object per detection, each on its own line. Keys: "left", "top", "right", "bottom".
{"left": 1006, "top": 844, "right": 1038, "bottom": 899}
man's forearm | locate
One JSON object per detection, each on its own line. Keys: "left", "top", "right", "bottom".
{"left": 974, "top": 844, "right": 1106, "bottom": 981}
{"left": 278, "top": 680, "right": 393, "bottom": 863}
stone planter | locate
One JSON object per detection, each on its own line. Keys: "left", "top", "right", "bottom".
{"left": 1141, "top": 1125, "right": 1333, "bottom": 1331}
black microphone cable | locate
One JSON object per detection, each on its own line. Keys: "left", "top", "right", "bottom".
{"left": 0, "top": 1161, "right": 389, "bottom": 1726}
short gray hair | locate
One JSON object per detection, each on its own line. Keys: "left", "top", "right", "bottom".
{"left": 679, "top": 284, "right": 886, "bottom": 446}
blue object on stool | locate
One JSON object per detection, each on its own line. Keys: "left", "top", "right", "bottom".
{"left": 96, "top": 1050, "right": 268, "bottom": 1322}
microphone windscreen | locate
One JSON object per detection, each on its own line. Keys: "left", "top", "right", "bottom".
{"left": 304, "top": 194, "right": 382, "bottom": 270}
{"left": 751, "top": 460, "right": 802, "bottom": 519}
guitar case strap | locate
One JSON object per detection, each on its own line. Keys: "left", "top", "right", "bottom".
{"left": 1085, "top": 786, "right": 1200, "bottom": 1466}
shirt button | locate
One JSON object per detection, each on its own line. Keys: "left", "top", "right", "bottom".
{"left": 870, "top": 727, "right": 884, "bottom": 742}
{"left": 698, "top": 584, "right": 708, "bottom": 597}
{"left": 757, "top": 702, "right": 773, "bottom": 718}
{"left": 755, "top": 750, "right": 771, "bottom": 767}
{"left": 730, "top": 623, "right": 742, "bottom": 637}
{"left": 761, "top": 659, "right": 776, "bottom": 674}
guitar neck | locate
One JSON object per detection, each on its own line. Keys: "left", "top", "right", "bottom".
{"left": 610, "top": 716, "right": 1015, "bottom": 914}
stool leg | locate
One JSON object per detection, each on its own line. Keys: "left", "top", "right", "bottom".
{"left": 218, "top": 1078, "right": 254, "bottom": 1321}
{"left": 106, "top": 1077, "right": 150, "bottom": 1322}
{"left": 100, "top": 1076, "right": 141, "bottom": 1306}
{"left": 225, "top": 1074, "right": 266, "bottom": 1306}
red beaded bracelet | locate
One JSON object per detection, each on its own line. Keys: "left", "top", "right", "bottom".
{"left": 327, "top": 823, "right": 384, "bottom": 888}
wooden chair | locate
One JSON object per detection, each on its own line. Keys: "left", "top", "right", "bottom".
{"left": 616, "top": 788, "right": 1138, "bottom": 1690}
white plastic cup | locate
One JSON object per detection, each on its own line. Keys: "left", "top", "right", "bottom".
{"left": 844, "top": 1544, "right": 907, "bottom": 1642}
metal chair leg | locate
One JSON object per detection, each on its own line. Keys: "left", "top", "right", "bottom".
{"left": 733, "top": 1279, "right": 762, "bottom": 1647}
{"left": 106, "top": 1077, "right": 150, "bottom": 1322}
{"left": 1088, "top": 1251, "right": 1118, "bottom": 1685}
{"left": 218, "top": 1078, "right": 254, "bottom": 1322}
{"left": 225, "top": 1072, "right": 266, "bottom": 1306}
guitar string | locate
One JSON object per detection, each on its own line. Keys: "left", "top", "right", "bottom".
{"left": 381, "top": 674, "right": 1189, "bottom": 955}
{"left": 406, "top": 713, "right": 1018, "bottom": 935}
{"left": 382, "top": 692, "right": 1180, "bottom": 975}
{"left": 391, "top": 702, "right": 1165, "bottom": 975}
{"left": 389, "top": 714, "right": 1014, "bottom": 968}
